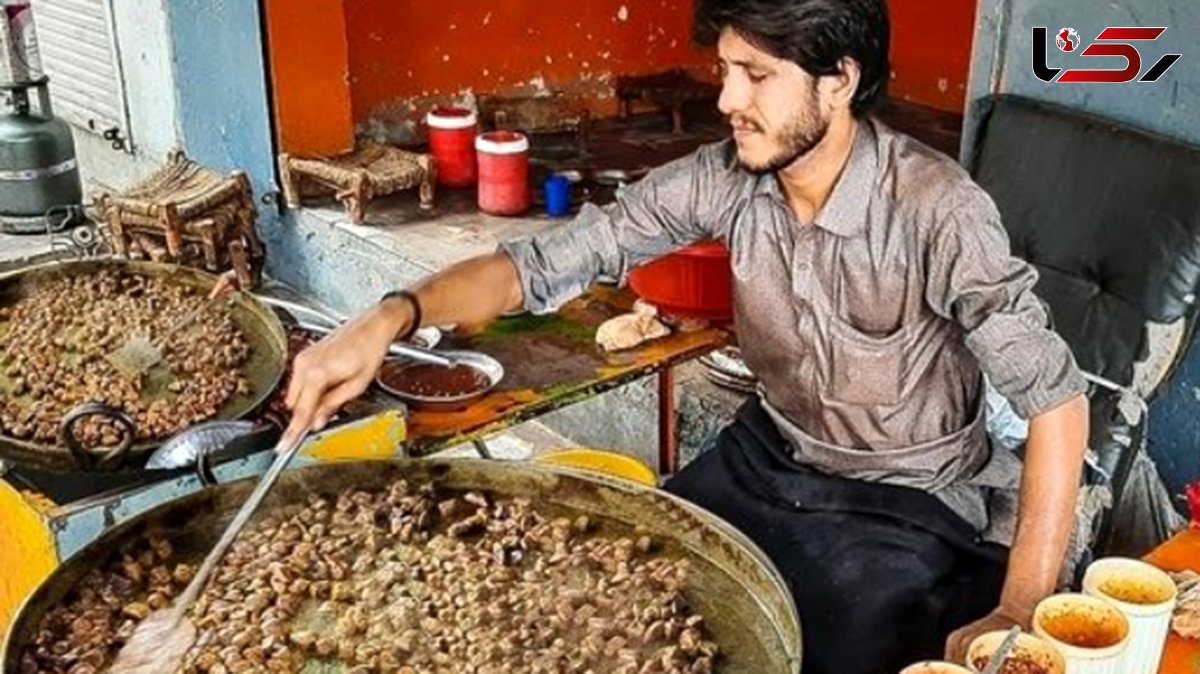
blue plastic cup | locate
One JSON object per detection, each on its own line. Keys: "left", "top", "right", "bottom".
{"left": 543, "top": 174, "right": 572, "bottom": 217}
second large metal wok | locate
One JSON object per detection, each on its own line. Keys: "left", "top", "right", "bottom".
{"left": 3, "top": 459, "right": 802, "bottom": 673}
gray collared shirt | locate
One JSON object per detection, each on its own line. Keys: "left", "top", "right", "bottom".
{"left": 502, "top": 119, "right": 1087, "bottom": 544}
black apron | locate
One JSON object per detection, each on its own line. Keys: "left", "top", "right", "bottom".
{"left": 664, "top": 397, "right": 1008, "bottom": 674}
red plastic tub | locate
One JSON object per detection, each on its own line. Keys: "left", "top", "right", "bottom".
{"left": 475, "top": 131, "right": 530, "bottom": 216}
{"left": 627, "top": 240, "right": 733, "bottom": 321}
{"left": 427, "top": 106, "right": 478, "bottom": 188}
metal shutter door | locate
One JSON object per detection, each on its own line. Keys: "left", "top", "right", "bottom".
{"left": 30, "top": 0, "right": 130, "bottom": 145}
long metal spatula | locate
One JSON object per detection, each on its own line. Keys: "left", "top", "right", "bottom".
{"left": 108, "top": 429, "right": 311, "bottom": 673}
{"left": 294, "top": 320, "right": 462, "bottom": 368}
{"left": 107, "top": 292, "right": 229, "bottom": 379}
{"left": 254, "top": 295, "right": 457, "bottom": 367}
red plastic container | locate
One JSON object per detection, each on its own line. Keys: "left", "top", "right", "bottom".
{"left": 475, "top": 131, "right": 530, "bottom": 216}
{"left": 427, "top": 106, "right": 478, "bottom": 188}
{"left": 627, "top": 240, "right": 733, "bottom": 320}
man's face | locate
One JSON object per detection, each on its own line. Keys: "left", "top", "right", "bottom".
{"left": 717, "top": 29, "right": 830, "bottom": 173}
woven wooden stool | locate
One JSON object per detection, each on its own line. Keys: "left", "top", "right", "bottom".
{"left": 96, "top": 152, "right": 263, "bottom": 288}
{"left": 478, "top": 94, "right": 591, "bottom": 154}
{"left": 616, "top": 69, "right": 720, "bottom": 134}
{"left": 278, "top": 141, "right": 437, "bottom": 223}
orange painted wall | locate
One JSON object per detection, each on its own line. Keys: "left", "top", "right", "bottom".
{"left": 267, "top": 1, "right": 977, "bottom": 149}
{"left": 345, "top": 1, "right": 714, "bottom": 135}
{"left": 263, "top": 0, "right": 355, "bottom": 156}
{"left": 887, "top": 0, "right": 978, "bottom": 114}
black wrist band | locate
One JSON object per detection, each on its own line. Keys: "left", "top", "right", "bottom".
{"left": 381, "top": 289, "right": 421, "bottom": 342}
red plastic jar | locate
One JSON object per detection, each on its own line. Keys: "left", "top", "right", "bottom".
{"left": 627, "top": 240, "right": 733, "bottom": 321}
{"left": 475, "top": 131, "right": 530, "bottom": 216}
{"left": 427, "top": 106, "right": 478, "bottom": 187}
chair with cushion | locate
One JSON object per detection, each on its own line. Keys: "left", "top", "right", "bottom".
{"left": 967, "top": 94, "right": 1200, "bottom": 559}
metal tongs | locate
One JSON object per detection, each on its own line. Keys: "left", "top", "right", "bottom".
{"left": 293, "top": 320, "right": 460, "bottom": 368}
{"left": 257, "top": 296, "right": 460, "bottom": 368}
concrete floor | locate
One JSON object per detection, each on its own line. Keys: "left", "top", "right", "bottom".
{"left": 0, "top": 233, "right": 54, "bottom": 267}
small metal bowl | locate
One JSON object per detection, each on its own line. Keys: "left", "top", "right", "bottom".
{"left": 591, "top": 169, "right": 632, "bottom": 186}
{"left": 145, "top": 420, "right": 257, "bottom": 471}
{"left": 375, "top": 350, "right": 505, "bottom": 412}
{"left": 591, "top": 167, "right": 650, "bottom": 186}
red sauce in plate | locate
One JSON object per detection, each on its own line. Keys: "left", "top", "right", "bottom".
{"left": 379, "top": 363, "right": 490, "bottom": 398}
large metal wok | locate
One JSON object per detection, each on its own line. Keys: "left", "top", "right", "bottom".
{"left": 0, "top": 259, "right": 288, "bottom": 472}
{"left": 2, "top": 459, "right": 803, "bottom": 673}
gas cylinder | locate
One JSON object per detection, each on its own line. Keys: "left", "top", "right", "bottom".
{"left": 0, "top": 78, "right": 82, "bottom": 233}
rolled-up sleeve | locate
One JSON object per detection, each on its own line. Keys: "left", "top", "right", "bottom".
{"left": 500, "top": 142, "right": 736, "bottom": 314}
{"left": 925, "top": 188, "right": 1087, "bottom": 419}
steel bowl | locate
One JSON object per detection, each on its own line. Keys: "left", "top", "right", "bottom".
{"left": 591, "top": 167, "right": 650, "bottom": 186}
{"left": 374, "top": 350, "right": 504, "bottom": 412}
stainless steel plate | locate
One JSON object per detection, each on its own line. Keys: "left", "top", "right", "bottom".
{"left": 145, "top": 420, "right": 258, "bottom": 470}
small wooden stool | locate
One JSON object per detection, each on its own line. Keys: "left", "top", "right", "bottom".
{"left": 278, "top": 142, "right": 437, "bottom": 223}
{"left": 478, "top": 93, "right": 591, "bottom": 155}
{"left": 96, "top": 152, "right": 263, "bottom": 288}
{"left": 616, "top": 69, "right": 720, "bottom": 134}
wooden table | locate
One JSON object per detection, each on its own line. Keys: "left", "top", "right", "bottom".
{"left": 1148, "top": 527, "right": 1200, "bottom": 673}
{"left": 401, "top": 285, "right": 729, "bottom": 470}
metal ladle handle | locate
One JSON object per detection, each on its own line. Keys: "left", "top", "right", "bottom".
{"left": 388, "top": 342, "right": 459, "bottom": 368}
{"left": 170, "top": 429, "right": 311, "bottom": 617}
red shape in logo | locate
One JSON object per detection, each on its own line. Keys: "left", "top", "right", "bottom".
{"left": 1056, "top": 27, "right": 1081, "bottom": 52}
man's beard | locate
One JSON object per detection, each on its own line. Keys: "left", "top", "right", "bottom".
{"left": 736, "top": 103, "right": 830, "bottom": 174}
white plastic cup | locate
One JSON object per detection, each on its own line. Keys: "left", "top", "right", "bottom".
{"left": 899, "top": 662, "right": 973, "bottom": 674}
{"left": 1082, "top": 557, "right": 1177, "bottom": 674}
{"left": 1032, "top": 593, "right": 1130, "bottom": 674}
{"left": 966, "top": 630, "right": 1067, "bottom": 674}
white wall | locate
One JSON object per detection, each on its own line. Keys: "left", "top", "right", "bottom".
{"left": 111, "top": 0, "right": 179, "bottom": 160}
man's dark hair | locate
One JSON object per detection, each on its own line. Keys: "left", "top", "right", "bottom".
{"left": 694, "top": 0, "right": 890, "bottom": 117}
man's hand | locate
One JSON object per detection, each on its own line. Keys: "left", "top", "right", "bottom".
{"left": 209, "top": 270, "right": 240, "bottom": 299}
{"left": 276, "top": 252, "right": 525, "bottom": 449}
{"left": 944, "top": 605, "right": 1026, "bottom": 663}
{"left": 281, "top": 297, "right": 413, "bottom": 447}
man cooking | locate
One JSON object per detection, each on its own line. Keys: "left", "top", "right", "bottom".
{"left": 283, "top": 0, "right": 1089, "bottom": 671}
